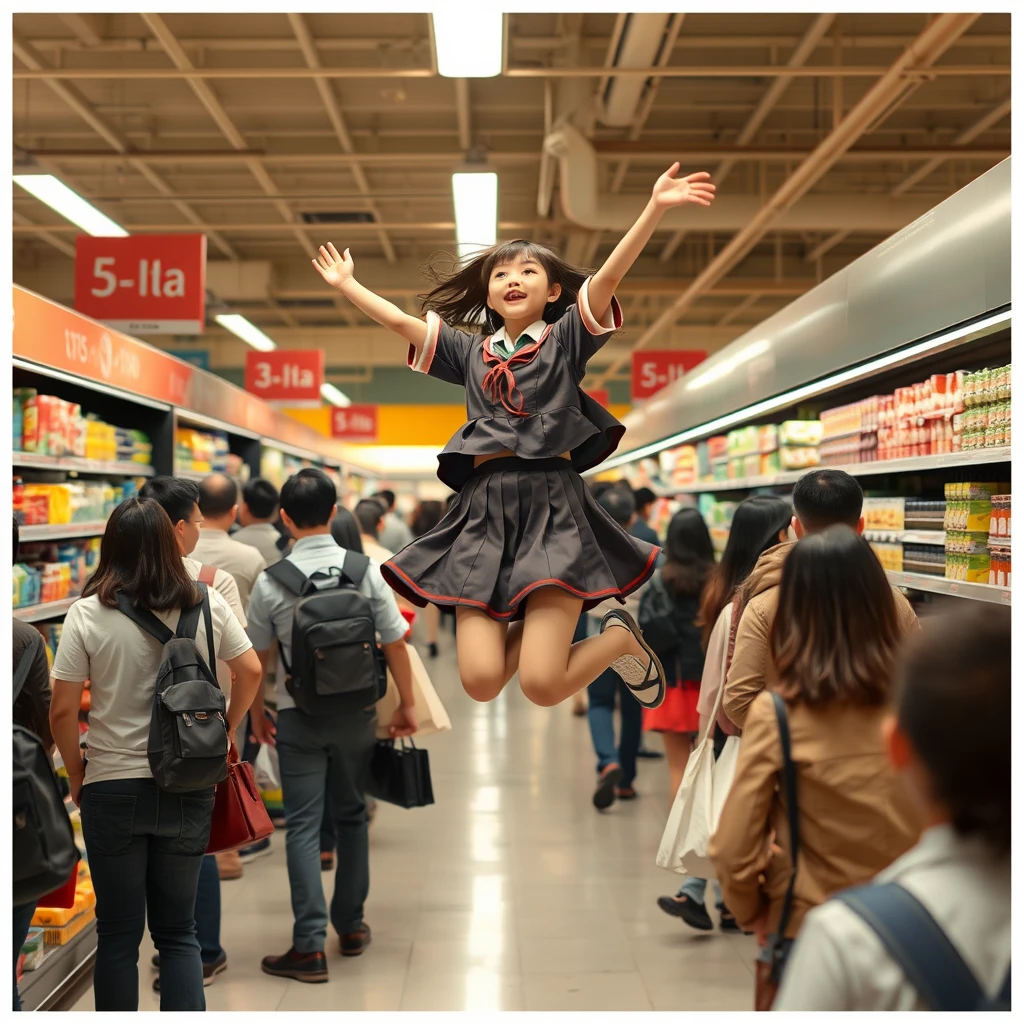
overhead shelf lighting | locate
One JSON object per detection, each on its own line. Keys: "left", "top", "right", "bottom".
{"left": 320, "top": 382, "right": 351, "bottom": 408}
{"left": 13, "top": 174, "right": 128, "bottom": 237}
{"left": 452, "top": 169, "right": 498, "bottom": 262}
{"left": 433, "top": 10, "right": 502, "bottom": 78}
{"left": 214, "top": 313, "right": 277, "bottom": 352}
{"left": 594, "top": 309, "right": 1012, "bottom": 474}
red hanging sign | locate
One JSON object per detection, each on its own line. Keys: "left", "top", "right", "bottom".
{"left": 74, "top": 234, "right": 207, "bottom": 334}
{"left": 244, "top": 350, "right": 325, "bottom": 403}
{"left": 631, "top": 350, "right": 707, "bottom": 401}
{"left": 585, "top": 389, "right": 610, "bottom": 408}
{"left": 330, "top": 405, "right": 378, "bottom": 443}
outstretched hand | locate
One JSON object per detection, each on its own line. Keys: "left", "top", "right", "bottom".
{"left": 651, "top": 165, "right": 716, "bottom": 209}
{"left": 312, "top": 242, "right": 355, "bottom": 290}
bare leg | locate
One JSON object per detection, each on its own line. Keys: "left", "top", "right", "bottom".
{"left": 662, "top": 732, "right": 695, "bottom": 811}
{"left": 517, "top": 589, "right": 641, "bottom": 708}
{"left": 455, "top": 608, "right": 520, "bottom": 702}
{"left": 425, "top": 603, "right": 440, "bottom": 645}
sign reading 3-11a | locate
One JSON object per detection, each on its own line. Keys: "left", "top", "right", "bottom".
{"left": 244, "top": 349, "right": 325, "bottom": 404}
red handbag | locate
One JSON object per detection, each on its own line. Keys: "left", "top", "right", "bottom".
{"left": 36, "top": 861, "right": 80, "bottom": 909}
{"left": 206, "top": 743, "right": 274, "bottom": 855}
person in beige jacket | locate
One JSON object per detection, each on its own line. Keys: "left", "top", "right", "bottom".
{"left": 709, "top": 526, "right": 921, "bottom": 957}
{"left": 723, "top": 469, "right": 919, "bottom": 729}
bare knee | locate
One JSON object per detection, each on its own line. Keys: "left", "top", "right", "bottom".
{"left": 518, "top": 670, "right": 564, "bottom": 708}
{"left": 460, "top": 669, "right": 507, "bottom": 703}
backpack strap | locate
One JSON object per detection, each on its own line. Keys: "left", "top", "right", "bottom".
{"left": 340, "top": 550, "right": 371, "bottom": 588}
{"left": 770, "top": 692, "right": 800, "bottom": 942}
{"left": 197, "top": 564, "right": 217, "bottom": 586}
{"left": 13, "top": 630, "right": 45, "bottom": 704}
{"left": 175, "top": 583, "right": 218, "bottom": 680}
{"left": 116, "top": 593, "right": 176, "bottom": 646}
{"left": 834, "top": 883, "right": 987, "bottom": 1011}
{"left": 266, "top": 558, "right": 309, "bottom": 597}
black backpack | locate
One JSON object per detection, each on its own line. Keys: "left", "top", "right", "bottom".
{"left": 117, "top": 585, "right": 229, "bottom": 794}
{"left": 13, "top": 631, "right": 79, "bottom": 906}
{"left": 638, "top": 573, "right": 705, "bottom": 680}
{"left": 267, "top": 553, "right": 387, "bottom": 716}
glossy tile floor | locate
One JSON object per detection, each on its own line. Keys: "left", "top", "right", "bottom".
{"left": 73, "top": 624, "right": 756, "bottom": 1012}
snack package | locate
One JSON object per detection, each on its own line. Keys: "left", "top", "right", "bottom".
{"left": 778, "top": 446, "right": 821, "bottom": 471}
{"left": 778, "top": 420, "right": 824, "bottom": 447}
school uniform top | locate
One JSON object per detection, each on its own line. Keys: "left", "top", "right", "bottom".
{"left": 408, "top": 277, "right": 625, "bottom": 490}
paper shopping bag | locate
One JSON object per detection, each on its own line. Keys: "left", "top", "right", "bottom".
{"left": 376, "top": 643, "right": 452, "bottom": 740}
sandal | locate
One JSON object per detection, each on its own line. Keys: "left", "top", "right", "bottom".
{"left": 614, "top": 786, "right": 637, "bottom": 800}
{"left": 601, "top": 610, "right": 666, "bottom": 709}
{"left": 593, "top": 764, "right": 622, "bottom": 810}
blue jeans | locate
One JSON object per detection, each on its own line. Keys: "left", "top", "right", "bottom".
{"left": 81, "top": 778, "right": 213, "bottom": 1012}
{"left": 13, "top": 902, "right": 36, "bottom": 1011}
{"left": 677, "top": 876, "right": 723, "bottom": 906}
{"left": 195, "top": 856, "right": 223, "bottom": 964}
{"left": 276, "top": 707, "right": 377, "bottom": 953}
{"left": 587, "top": 670, "right": 642, "bottom": 787}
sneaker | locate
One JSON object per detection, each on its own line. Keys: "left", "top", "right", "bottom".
{"left": 320, "top": 851, "right": 335, "bottom": 872}
{"left": 261, "top": 948, "right": 329, "bottom": 983}
{"left": 153, "top": 951, "right": 227, "bottom": 990}
{"left": 601, "top": 610, "right": 666, "bottom": 709}
{"left": 216, "top": 849, "right": 243, "bottom": 881}
{"left": 656, "top": 894, "right": 714, "bottom": 932}
{"left": 340, "top": 923, "right": 372, "bottom": 957}
{"left": 239, "top": 838, "right": 273, "bottom": 864}
{"left": 592, "top": 764, "right": 622, "bottom": 811}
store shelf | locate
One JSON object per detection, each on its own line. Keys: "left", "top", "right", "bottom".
{"left": 14, "top": 453, "right": 155, "bottom": 477}
{"left": 656, "top": 446, "right": 1012, "bottom": 496}
{"left": 866, "top": 530, "right": 947, "bottom": 545}
{"left": 173, "top": 468, "right": 210, "bottom": 482}
{"left": 20, "top": 522, "right": 108, "bottom": 542}
{"left": 887, "top": 571, "right": 1011, "bottom": 605}
{"left": 18, "top": 918, "right": 97, "bottom": 1012}
{"left": 13, "top": 598, "right": 78, "bottom": 622}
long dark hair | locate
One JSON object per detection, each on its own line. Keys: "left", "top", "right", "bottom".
{"left": 660, "top": 508, "right": 714, "bottom": 600}
{"left": 698, "top": 494, "right": 792, "bottom": 648}
{"left": 83, "top": 498, "right": 201, "bottom": 612}
{"left": 411, "top": 500, "right": 444, "bottom": 539}
{"left": 330, "top": 507, "right": 364, "bottom": 553}
{"left": 419, "top": 240, "right": 592, "bottom": 330}
{"left": 771, "top": 525, "right": 901, "bottom": 708}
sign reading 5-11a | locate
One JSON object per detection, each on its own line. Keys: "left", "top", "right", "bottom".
{"left": 74, "top": 234, "right": 207, "bottom": 334}
{"left": 244, "top": 349, "right": 325, "bottom": 403}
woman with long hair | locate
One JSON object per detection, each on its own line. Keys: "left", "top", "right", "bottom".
{"left": 48, "top": 499, "right": 262, "bottom": 1012}
{"left": 638, "top": 508, "right": 715, "bottom": 798}
{"left": 311, "top": 162, "right": 717, "bottom": 719}
{"left": 329, "top": 505, "right": 364, "bottom": 553}
{"left": 657, "top": 494, "right": 792, "bottom": 931}
{"left": 709, "top": 526, "right": 920, "bottom": 1003}
{"left": 411, "top": 500, "right": 445, "bottom": 657}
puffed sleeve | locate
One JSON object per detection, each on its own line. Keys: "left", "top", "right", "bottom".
{"left": 407, "top": 311, "right": 476, "bottom": 387}
{"left": 549, "top": 276, "right": 624, "bottom": 379}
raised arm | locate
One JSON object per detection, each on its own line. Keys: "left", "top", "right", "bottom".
{"left": 313, "top": 243, "right": 427, "bottom": 349}
{"left": 587, "top": 165, "right": 716, "bottom": 324}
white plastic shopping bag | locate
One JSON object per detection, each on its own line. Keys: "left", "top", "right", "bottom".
{"left": 376, "top": 643, "right": 452, "bottom": 740}
{"left": 254, "top": 744, "right": 281, "bottom": 792}
{"left": 656, "top": 680, "right": 740, "bottom": 880}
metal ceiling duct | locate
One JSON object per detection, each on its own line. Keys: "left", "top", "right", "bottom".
{"left": 599, "top": 14, "right": 674, "bottom": 127}
{"left": 544, "top": 122, "right": 936, "bottom": 233}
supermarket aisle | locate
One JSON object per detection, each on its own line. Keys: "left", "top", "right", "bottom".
{"left": 73, "top": 626, "right": 756, "bottom": 1012}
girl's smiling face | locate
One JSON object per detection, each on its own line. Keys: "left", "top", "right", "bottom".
{"left": 486, "top": 253, "right": 562, "bottom": 327}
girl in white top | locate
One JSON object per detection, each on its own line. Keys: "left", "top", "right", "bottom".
{"left": 658, "top": 496, "right": 792, "bottom": 933}
{"left": 49, "top": 497, "right": 261, "bottom": 1012}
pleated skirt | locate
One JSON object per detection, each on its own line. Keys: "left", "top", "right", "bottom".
{"left": 380, "top": 457, "right": 660, "bottom": 622}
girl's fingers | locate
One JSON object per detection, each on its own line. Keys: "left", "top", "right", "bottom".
{"left": 327, "top": 242, "right": 342, "bottom": 260}
{"left": 665, "top": 161, "right": 680, "bottom": 177}
{"left": 319, "top": 245, "right": 332, "bottom": 263}
{"left": 312, "top": 259, "right": 327, "bottom": 278}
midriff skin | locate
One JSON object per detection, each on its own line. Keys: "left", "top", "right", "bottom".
{"left": 474, "top": 449, "right": 572, "bottom": 467}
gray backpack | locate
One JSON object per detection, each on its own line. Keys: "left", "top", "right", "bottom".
{"left": 116, "top": 585, "right": 229, "bottom": 793}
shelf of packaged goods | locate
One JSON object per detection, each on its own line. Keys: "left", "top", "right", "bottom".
{"left": 20, "top": 522, "right": 108, "bottom": 542}
{"left": 887, "top": 571, "right": 1011, "bottom": 605}
{"left": 866, "top": 530, "right": 947, "bottom": 546}
{"left": 13, "top": 453, "right": 155, "bottom": 477}
{"left": 13, "top": 598, "right": 78, "bottom": 622}
{"left": 18, "top": 917, "right": 97, "bottom": 1012}
{"left": 655, "top": 446, "right": 1012, "bottom": 496}
{"left": 173, "top": 469, "right": 209, "bottom": 482}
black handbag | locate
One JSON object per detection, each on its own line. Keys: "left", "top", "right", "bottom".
{"left": 366, "top": 739, "right": 435, "bottom": 809}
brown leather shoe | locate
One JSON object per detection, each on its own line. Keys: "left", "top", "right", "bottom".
{"left": 216, "top": 850, "right": 243, "bottom": 881}
{"left": 261, "top": 948, "right": 328, "bottom": 983}
{"left": 340, "top": 923, "right": 372, "bottom": 957}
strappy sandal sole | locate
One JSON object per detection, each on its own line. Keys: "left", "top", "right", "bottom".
{"left": 602, "top": 610, "right": 667, "bottom": 709}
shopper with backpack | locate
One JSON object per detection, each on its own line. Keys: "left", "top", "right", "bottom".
{"left": 12, "top": 520, "right": 77, "bottom": 1012}
{"left": 48, "top": 498, "right": 261, "bottom": 1012}
{"left": 245, "top": 468, "right": 417, "bottom": 983}
{"left": 775, "top": 603, "right": 1010, "bottom": 1011}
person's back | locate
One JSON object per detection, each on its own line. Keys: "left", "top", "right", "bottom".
{"left": 724, "top": 470, "right": 919, "bottom": 728}
{"left": 775, "top": 604, "right": 1010, "bottom": 1011}
{"left": 233, "top": 478, "right": 284, "bottom": 567}
{"left": 710, "top": 527, "right": 920, "bottom": 948}
{"left": 373, "top": 491, "right": 413, "bottom": 552}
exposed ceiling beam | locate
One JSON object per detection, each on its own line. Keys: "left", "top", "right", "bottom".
{"left": 12, "top": 211, "right": 76, "bottom": 258}
{"left": 592, "top": 12, "right": 982, "bottom": 386}
{"left": 892, "top": 95, "right": 1011, "bottom": 194}
{"left": 11, "top": 31, "right": 238, "bottom": 260}
{"left": 12, "top": 63, "right": 1008, "bottom": 81}
{"left": 286, "top": 12, "right": 397, "bottom": 265}
{"left": 59, "top": 13, "right": 106, "bottom": 48}
{"left": 805, "top": 230, "right": 850, "bottom": 263}
{"left": 455, "top": 79, "right": 472, "bottom": 150}
{"left": 717, "top": 292, "right": 762, "bottom": 327}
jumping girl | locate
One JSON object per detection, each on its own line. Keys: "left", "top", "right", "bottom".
{"left": 312, "top": 163, "right": 716, "bottom": 712}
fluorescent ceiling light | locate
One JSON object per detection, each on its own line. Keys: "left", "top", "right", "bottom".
{"left": 433, "top": 11, "right": 502, "bottom": 77}
{"left": 593, "top": 309, "right": 1012, "bottom": 474}
{"left": 452, "top": 171, "right": 498, "bottom": 261}
{"left": 14, "top": 174, "right": 128, "bottom": 237}
{"left": 320, "top": 382, "right": 351, "bottom": 408}
{"left": 214, "top": 313, "right": 277, "bottom": 352}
